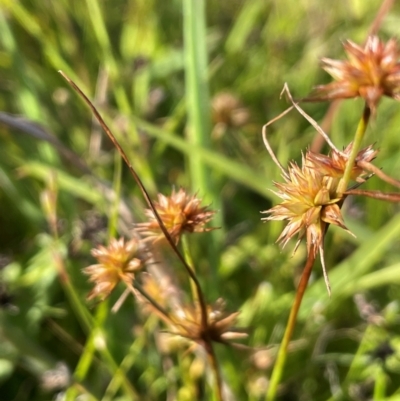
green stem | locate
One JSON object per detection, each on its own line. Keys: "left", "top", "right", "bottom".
{"left": 102, "top": 316, "right": 157, "bottom": 401}
{"left": 337, "top": 104, "right": 371, "bottom": 196}
{"left": 66, "top": 151, "right": 126, "bottom": 401}
{"left": 62, "top": 280, "right": 139, "bottom": 398}
{"left": 266, "top": 250, "right": 317, "bottom": 401}
{"left": 206, "top": 342, "right": 223, "bottom": 401}
{"left": 65, "top": 303, "right": 108, "bottom": 401}
{"left": 181, "top": 234, "right": 198, "bottom": 302}
{"left": 108, "top": 151, "right": 122, "bottom": 239}
{"left": 59, "top": 265, "right": 94, "bottom": 333}
{"left": 373, "top": 364, "right": 387, "bottom": 400}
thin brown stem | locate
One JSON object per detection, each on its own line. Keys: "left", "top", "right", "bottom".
{"left": 266, "top": 248, "right": 317, "bottom": 401}
{"left": 126, "top": 281, "right": 175, "bottom": 326}
{"left": 261, "top": 107, "right": 293, "bottom": 180}
{"left": 60, "top": 71, "right": 209, "bottom": 329}
{"left": 282, "top": 84, "right": 341, "bottom": 153}
{"left": 310, "top": 100, "right": 341, "bottom": 153}
{"left": 358, "top": 160, "right": 400, "bottom": 189}
{"left": 367, "top": 0, "right": 395, "bottom": 38}
{"left": 345, "top": 189, "right": 400, "bottom": 202}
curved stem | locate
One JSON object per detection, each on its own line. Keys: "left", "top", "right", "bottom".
{"left": 60, "top": 71, "right": 209, "bottom": 330}
{"left": 337, "top": 104, "right": 371, "bottom": 196}
{"left": 265, "top": 249, "right": 317, "bottom": 401}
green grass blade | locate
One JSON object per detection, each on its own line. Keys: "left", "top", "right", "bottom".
{"left": 183, "top": 0, "right": 212, "bottom": 197}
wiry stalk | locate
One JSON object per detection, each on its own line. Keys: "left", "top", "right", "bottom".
{"left": 345, "top": 189, "right": 400, "bottom": 202}
{"left": 358, "top": 160, "right": 400, "bottom": 189}
{"left": 337, "top": 104, "right": 371, "bottom": 196}
{"left": 265, "top": 248, "right": 317, "bottom": 401}
{"left": 181, "top": 234, "right": 198, "bottom": 303}
{"left": 59, "top": 71, "right": 209, "bottom": 331}
{"left": 205, "top": 341, "right": 223, "bottom": 401}
{"left": 127, "top": 282, "right": 175, "bottom": 326}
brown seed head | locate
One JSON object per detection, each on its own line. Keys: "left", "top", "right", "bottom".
{"left": 169, "top": 299, "right": 247, "bottom": 346}
{"left": 83, "top": 238, "right": 145, "bottom": 300}
{"left": 262, "top": 153, "right": 349, "bottom": 255}
{"left": 310, "top": 36, "right": 400, "bottom": 112}
{"left": 136, "top": 188, "right": 216, "bottom": 244}
{"left": 305, "top": 143, "right": 378, "bottom": 183}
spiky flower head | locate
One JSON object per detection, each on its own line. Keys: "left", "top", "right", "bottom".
{"left": 83, "top": 238, "right": 145, "bottom": 300}
{"left": 136, "top": 188, "right": 216, "bottom": 244}
{"left": 168, "top": 299, "right": 247, "bottom": 346}
{"left": 305, "top": 143, "right": 378, "bottom": 184}
{"left": 310, "top": 36, "right": 400, "bottom": 112}
{"left": 262, "top": 153, "right": 348, "bottom": 257}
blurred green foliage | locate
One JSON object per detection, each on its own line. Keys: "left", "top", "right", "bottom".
{"left": 1, "top": 0, "right": 400, "bottom": 400}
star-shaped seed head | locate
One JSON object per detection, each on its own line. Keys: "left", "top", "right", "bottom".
{"left": 136, "top": 188, "right": 216, "bottom": 244}
{"left": 310, "top": 36, "right": 400, "bottom": 113}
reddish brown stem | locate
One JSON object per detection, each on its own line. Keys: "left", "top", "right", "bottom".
{"left": 358, "top": 160, "right": 400, "bottom": 190}
{"left": 345, "top": 189, "right": 400, "bottom": 202}
{"left": 59, "top": 71, "right": 209, "bottom": 329}
{"left": 266, "top": 249, "right": 317, "bottom": 400}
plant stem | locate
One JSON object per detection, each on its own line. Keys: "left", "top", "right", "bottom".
{"left": 65, "top": 305, "right": 107, "bottom": 401}
{"left": 266, "top": 250, "right": 317, "bottom": 401}
{"left": 182, "top": 0, "right": 222, "bottom": 293}
{"left": 373, "top": 364, "right": 387, "bottom": 399}
{"left": 181, "top": 234, "right": 198, "bottom": 302}
{"left": 182, "top": 0, "right": 211, "bottom": 197}
{"left": 130, "top": 282, "right": 174, "bottom": 325}
{"left": 108, "top": 150, "right": 122, "bottom": 239}
{"left": 60, "top": 71, "right": 209, "bottom": 331}
{"left": 337, "top": 104, "right": 371, "bottom": 196}
{"left": 206, "top": 341, "right": 223, "bottom": 401}
{"left": 102, "top": 316, "right": 157, "bottom": 401}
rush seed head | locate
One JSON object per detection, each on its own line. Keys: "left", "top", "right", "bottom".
{"left": 136, "top": 188, "right": 217, "bottom": 244}
{"left": 305, "top": 143, "right": 378, "bottom": 184}
{"left": 262, "top": 154, "right": 347, "bottom": 256}
{"left": 83, "top": 238, "right": 145, "bottom": 300}
{"left": 168, "top": 298, "right": 247, "bottom": 346}
{"left": 310, "top": 36, "right": 400, "bottom": 113}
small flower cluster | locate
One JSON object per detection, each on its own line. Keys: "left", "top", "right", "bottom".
{"left": 262, "top": 144, "right": 377, "bottom": 292}
{"left": 168, "top": 299, "right": 247, "bottom": 346}
{"left": 82, "top": 188, "right": 244, "bottom": 350}
{"left": 138, "top": 275, "right": 247, "bottom": 348}
{"left": 83, "top": 237, "right": 144, "bottom": 300}
{"left": 263, "top": 35, "right": 400, "bottom": 293}
{"left": 310, "top": 36, "right": 400, "bottom": 113}
{"left": 136, "top": 188, "right": 216, "bottom": 244}
{"left": 84, "top": 189, "right": 215, "bottom": 300}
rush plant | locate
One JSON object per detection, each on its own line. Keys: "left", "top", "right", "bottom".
{"left": 2, "top": 1, "right": 400, "bottom": 401}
